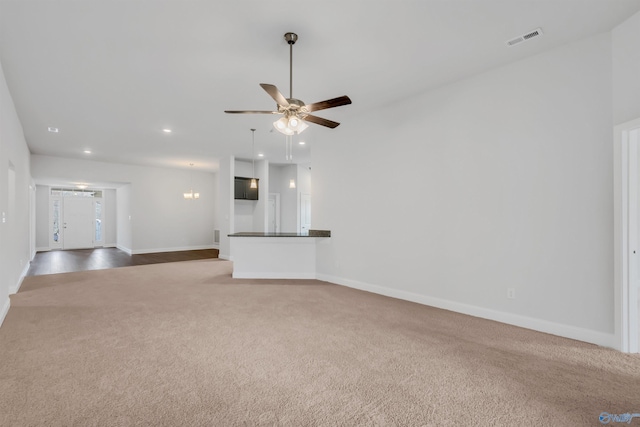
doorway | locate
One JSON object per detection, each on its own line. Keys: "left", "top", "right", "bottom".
{"left": 49, "top": 188, "right": 104, "bottom": 250}
{"left": 300, "top": 193, "right": 311, "bottom": 234}
{"left": 63, "top": 198, "right": 94, "bottom": 249}
{"left": 614, "top": 117, "right": 640, "bottom": 353}
{"left": 268, "top": 193, "right": 280, "bottom": 233}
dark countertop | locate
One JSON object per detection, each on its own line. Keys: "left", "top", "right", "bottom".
{"left": 229, "top": 230, "right": 331, "bottom": 238}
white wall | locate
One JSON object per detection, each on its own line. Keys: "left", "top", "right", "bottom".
{"left": 31, "top": 155, "right": 217, "bottom": 254}
{"left": 268, "top": 166, "right": 282, "bottom": 194}
{"left": 35, "top": 185, "right": 49, "bottom": 250}
{"left": 103, "top": 188, "right": 117, "bottom": 246}
{"left": 252, "top": 159, "right": 268, "bottom": 232}
{"left": 218, "top": 156, "right": 233, "bottom": 259}
{"left": 116, "top": 184, "right": 132, "bottom": 253}
{"left": 0, "top": 59, "right": 32, "bottom": 324}
{"left": 211, "top": 171, "right": 219, "bottom": 236}
{"left": 612, "top": 10, "right": 640, "bottom": 125}
{"left": 280, "top": 164, "right": 299, "bottom": 232}
{"left": 314, "top": 32, "right": 615, "bottom": 346}
{"left": 297, "top": 164, "right": 311, "bottom": 196}
{"left": 268, "top": 164, "right": 311, "bottom": 233}
{"left": 297, "top": 164, "right": 311, "bottom": 231}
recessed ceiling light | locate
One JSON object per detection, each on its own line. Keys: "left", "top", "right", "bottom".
{"left": 48, "top": 127, "right": 59, "bottom": 133}
{"left": 83, "top": 150, "right": 92, "bottom": 154}
{"left": 299, "top": 141, "right": 306, "bottom": 145}
{"left": 77, "top": 184, "right": 88, "bottom": 189}
{"left": 163, "top": 128, "right": 172, "bottom": 133}
{"left": 258, "top": 153, "right": 264, "bottom": 157}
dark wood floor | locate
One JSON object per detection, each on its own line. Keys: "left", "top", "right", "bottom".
{"left": 26, "top": 248, "right": 220, "bottom": 276}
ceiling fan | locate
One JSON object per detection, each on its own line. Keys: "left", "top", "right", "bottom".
{"left": 225, "top": 32, "right": 352, "bottom": 135}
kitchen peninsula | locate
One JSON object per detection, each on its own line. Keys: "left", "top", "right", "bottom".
{"left": 228, "top": 230, "right": 331, "bottom": 279}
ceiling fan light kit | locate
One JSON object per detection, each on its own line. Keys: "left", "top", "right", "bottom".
{"left": 225, "top": 32, "right": 352, "bottom": 136}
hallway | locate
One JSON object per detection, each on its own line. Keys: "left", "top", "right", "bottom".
{"left": 26, "top": 248, "right": 219, "bottom": 276}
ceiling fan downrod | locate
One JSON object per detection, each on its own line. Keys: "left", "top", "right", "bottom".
{"left": 224, "top": 30, "right": 351, "bottom": 132}
{"left": 284, "top": 32, "right": 297, "bottom": 99}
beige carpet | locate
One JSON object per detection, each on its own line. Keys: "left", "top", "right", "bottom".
{"left": 1, "top": 259, "right": 639, "bottom": 426}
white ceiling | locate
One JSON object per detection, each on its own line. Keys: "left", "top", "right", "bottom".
{"left": 1, "top": 0, "right": 639, "bottom": 175}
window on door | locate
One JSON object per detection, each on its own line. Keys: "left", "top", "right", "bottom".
{"left": 50, "top": 188, "right": 105, "bottom": 249}
{"left": 95, "top": 200, "right": 103, "bottom": 245}
{"left": 52, "top": 199, "right": 60, "bottom": 243}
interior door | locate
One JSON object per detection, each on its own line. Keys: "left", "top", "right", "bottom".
{"left": 268, "top": 193, "right": 280, "bottom": 233}
{"left": 63, "top": 198, "right": 94, "bottom": 249}
{"left": 633, "top": 127, "right": 640, "bottom": 352}
{"left": 300, "top": 193, "right": 311, "bottom": 234}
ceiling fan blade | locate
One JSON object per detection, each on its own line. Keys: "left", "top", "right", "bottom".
{"left": 260, "top": 83, "right": 290, "bottom": 107}
{"left": 305, "top": 96, "right": 352, "bottom": 113}
{"left": 224, "top": 110, "right": 279, "bottom": 114}
{"left": 304, "top": 114, "right": 340, "bottom": 129}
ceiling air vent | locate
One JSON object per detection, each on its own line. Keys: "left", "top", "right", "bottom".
{"left": 506, "top": 28, "right": 543, "bottom": 47}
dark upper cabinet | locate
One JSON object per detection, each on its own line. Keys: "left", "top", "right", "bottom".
{"left": 234, "top": 177, "right": 259, "bottom": 200}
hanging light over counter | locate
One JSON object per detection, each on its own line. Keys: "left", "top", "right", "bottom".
{"left": 184, "top": 163, "right": 200, "bottom": 199}
{"left": 250, "top": 129, "right": 258, "bottom": 188}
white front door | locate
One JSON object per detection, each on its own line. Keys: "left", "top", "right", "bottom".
{"left": 300, "top": 193, "right": 311, "bottom": 234}
{"left": 63, "top": 198, "right": 94, "bottom": 249}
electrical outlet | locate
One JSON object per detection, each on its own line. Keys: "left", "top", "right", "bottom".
{"left": 507, "top": 288, "right": 516, "bottom": 299}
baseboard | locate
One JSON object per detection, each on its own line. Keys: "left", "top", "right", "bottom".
{"left": 36, "top": 247, "right": 50, "bottom": 252}
{"left": 104, "top": 243, "right": 117, "bottom": 248}
{"left": 116, "top": 245, "right": 132, "bottom": 255}
{"left": 130, "top": 245, "right": 216, "bottom": 255}
{"left": 9, "top": 262, "right": 31, "bottom": 295}
{"left": 233, "top": 272, "right": 316, "bottom": 279}
{"left": 219, "top": 253, "right": 231, "bottom": 261}
{"left": 0, "top": 297, "right": 10, "bottom": 328}
{"left": 317, "top": 273, "right": 616, "bottom": 349}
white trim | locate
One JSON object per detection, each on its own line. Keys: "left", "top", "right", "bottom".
{"left": 317, "top": 273, "right": 616, "bottom": 349}
{"left": 36, "top": 247, "right": 50, "bottom": 253}
{"left": 614, "top": 117, "right": 640, "bottom": 353}
{"left": 233, "top": 272, "right": 316, "bottom": 279}
{"left": 103, "top": 243, "right": 117, "bottom": 248}
{"left": 219, "top": 253, "right": 231, "bottom": 261}
{"left": 9, "top": 262, "right": 31, "bottom": 295}
{"left": 130, "top": 245, "right": 216, "bottom": 255}
{"left": 0, "top": 297, "right": 9, "bottom": 328}
{"left": 116, "top": 244, "right": 132, "bottom": 255}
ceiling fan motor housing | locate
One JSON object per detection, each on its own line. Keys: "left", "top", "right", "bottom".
{"left": 279, "top": 98, "right": 307, "bottom": 117}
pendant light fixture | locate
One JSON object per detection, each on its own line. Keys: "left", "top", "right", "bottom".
{"left": 183, "top": 163, "right": 200, "bottom": 199}
{"left": 250, "top": 128, "right": 258, "bottom": 189}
